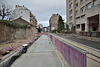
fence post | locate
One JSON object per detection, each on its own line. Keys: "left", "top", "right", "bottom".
{"left": 3, "top": 62, "right": 4, "bottom": 67}
{"left": 85, "top": 53, "right": 87, "bottom": 67}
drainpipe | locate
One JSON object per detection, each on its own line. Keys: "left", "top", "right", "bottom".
{"left": 87, "top": 19, "right": 89, "bottom": 32}
{"left": 98, "top": 14, "right": 100, "bottom": 31}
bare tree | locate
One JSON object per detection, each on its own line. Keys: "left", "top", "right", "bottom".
{"left": 0, "top": 0, "right": 12, "bottom": 20}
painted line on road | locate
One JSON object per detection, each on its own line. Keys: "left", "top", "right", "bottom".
{"left": 87, "top": 56, "right": 100, "bottom": 63}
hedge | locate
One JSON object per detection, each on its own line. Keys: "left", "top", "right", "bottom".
{"left": 0, "top": 20, "right": 28, "bottom": 28}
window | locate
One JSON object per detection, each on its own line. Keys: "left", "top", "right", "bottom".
{"left": 93, "top": 0, "right": 100, "bottom": 6}
{"left": 69, "top": 10, "right": 72, "bottom": 15}
{"left": 86, "top": 2, "right": 92, "bottom": 10}
{"left": 76, "top": 17, "right": 80, "bottom": 22}
{"left": 81, "top": 0, "right": 85, "bottom": 4}
{"left": 81, "top": 15, "right": 85, "bottom": 18}
{"left": 75, "top": 0, "right": 78, "bottom": 2}
{"left": 75, "top": 10, "right": 78, "bottom": 15}
{"left": 69, "top": 3, "right": 73, "bottom": 9}
{"left": 75, "top": 3, "right": 78, "bottom": 8}
{"left": 69, "top": 16, "right": 72, "bottom": 21}
{"left": 76, "top": 25, "right": 80, "bottom": 29}
{"left": 76, "top": 17, "right": 80, "bottom": 19}
{"left": 81, "top": 6, "right": 85, "bottom": 12}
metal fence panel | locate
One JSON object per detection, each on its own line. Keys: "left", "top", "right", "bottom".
{"left": 49, "top": 34, "right": 86, "bottom": 67}
{"left": 63, "top": 43, "right": 86, "bottom": 67}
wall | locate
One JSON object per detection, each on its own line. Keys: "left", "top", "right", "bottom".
{"left": 0, "top": 21, "right": 37, "bottom": 43}
{"left": 15, "top": 28, "right": 26, "bottom": 39}
{"left": 0, "top": 22, "right": 6, "bottom": 42}
{"left": 0, "top": 22, "right": 15, "bottom": 43}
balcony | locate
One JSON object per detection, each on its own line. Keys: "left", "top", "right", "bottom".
{"left": 69, "top": 0, "right": 72, "bottom": 4}
{"left": 93, "top": 0, "right": 100, "bottom": 6}
{"left": 86, "top": 2, "right": 92, "bottom": 10}
{"left": 76, "top": 17, "right": 80, "bottom": 24}
{"left": 80, "top": 6, "right": 85, "bottom": 13}
{"left": 75, "top": 3, "right": 78, "bottom": 9}
{"left": 69, "top": 3, "right": 73, "bottom": 9}
{"left": 80, "top": 0, "right": 86, "bottom": 4}
{"left": 75, "top": 0, "right": 78, "bottom": 4}
{"left": 69, "top": 10, "right": 73, "bottom": 16}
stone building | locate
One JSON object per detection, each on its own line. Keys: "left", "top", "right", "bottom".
{"left": 30, "top": 12, "right": 37, "bottom": 27}
{"left": 13, "top": 5, "right": 37, "bottom": 36}
{"left": 13, "top": 17, "right": 31, "bottom": 25}
{"left": 13, "top": 5, "right": 30, "bottom": 22}
{"left": 66, "top": 0, "right": 100, "bottom": 33}
{"left": 14, "top": 17, "right": 37, "bottom": 38}
{"left": 49, "top": 14, "right": 60, "bottom": 32}
{"left": 13, "top": 5, "right": 37, "bottom": 27}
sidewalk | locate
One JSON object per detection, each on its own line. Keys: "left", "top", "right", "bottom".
{"left": 11, "top": 35, "right": 66, "bottom": 67}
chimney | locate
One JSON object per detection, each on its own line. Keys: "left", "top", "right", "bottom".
{"left": 16, "top": 5, "right": 18, "bottom": 8}
{"left": 23, "top": 5, "right": 24, "bottom": 7}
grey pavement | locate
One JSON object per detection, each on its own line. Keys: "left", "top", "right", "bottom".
{"left": 55, "top": 34, "right": 100, "bottom": 50}
{"left": 11, "top": 35, "right": 63, "bottom": 67}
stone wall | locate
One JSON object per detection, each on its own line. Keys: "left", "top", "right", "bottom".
{"left": 0, "top": 23, "right": 15, "bottom": 42}
{"left": 15, "top": 28, "right": 26, "bottom": 39}
{"left": 0, "top": 21, "right": 37, "bottom": 43}
{"left": 0, "top": 22, "right": 6, "bottom": 42}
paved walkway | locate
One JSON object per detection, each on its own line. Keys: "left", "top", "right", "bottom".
{"left": 11, "top": 35, "right": 63, "bottom": 67}
{"left": 56, "top": 34, "right": 100, "bottom": 50}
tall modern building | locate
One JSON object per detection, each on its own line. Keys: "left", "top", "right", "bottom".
{"left": 66, "top": 0, "right": 100, "bottom": 33}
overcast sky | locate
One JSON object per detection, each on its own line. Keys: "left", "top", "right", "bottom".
{"left": 7, "top": 0, "right": 66, "bottom": 27}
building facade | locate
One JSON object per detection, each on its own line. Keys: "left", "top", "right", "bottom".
{"left": 49, "top": 14, "right": 60, "bottom": 32}
{"left": 66, "top": 0, "right": 100, "bottom": 33}
{"left": 13, "top": 5, "right": 37, "bottom": 27}
{"left": 13, "top": 5, "right": 38, "bottom": 38}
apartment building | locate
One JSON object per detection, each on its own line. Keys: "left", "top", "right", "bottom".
{"left": 67, "top": 0, "right": 100, "bottom": 33}
{"left": 49, "top": 14, "right": 60, "bottom": 32}
{"left": 13, "top": 5, "right": 37, "bottom": 26}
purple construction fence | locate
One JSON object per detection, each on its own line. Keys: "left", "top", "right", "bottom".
{"left": 48, "top": 34, "right": 86, "bottom": 67}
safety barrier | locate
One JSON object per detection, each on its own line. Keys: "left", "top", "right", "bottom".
{"left": 48, "top": 34, "right": 86, "bottom": 67}
{"left": 0, "top": 47, "right": 22, "bottom": 67}
{"left": 47, "top": 33, "right": 100, "bottom": 67}
{"left": 0, "top": 36, "right": 39, "bottom": 67}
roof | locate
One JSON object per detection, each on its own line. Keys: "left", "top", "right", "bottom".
{"left": 13, "top": 17, "right": 31, "bottom": 25}
{"left": 14, "top": 17, "right": 37, "bottom": 27}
